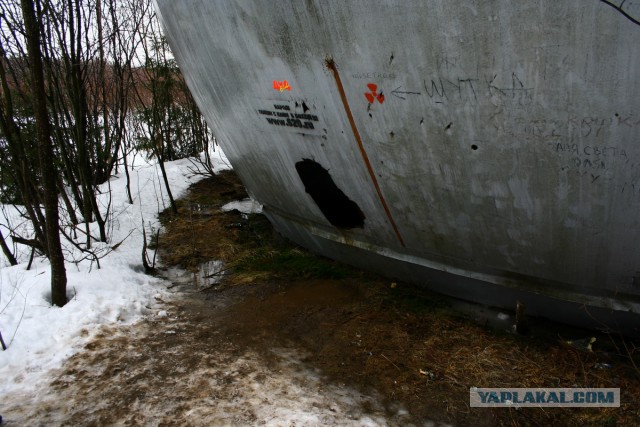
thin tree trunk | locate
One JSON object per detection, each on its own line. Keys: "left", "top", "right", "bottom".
{"left": 157, "top": 154, "right": 178, "bottom": 214}
{"left": 96, "top": 0, "right": 111, "bottom": 180}
{"left": 0, "top": 228, "right": 17, "bottom": 266}
{"left": 56, "top": 174, "right": 79, "bottom": 225}
{"left": 122, "top": 143, "right": 133, "bottom": 204}
{"left": 88, "top": 187, "right": 107, "bottom": 242}
{"left": 21, "top": 0, "right": 67, "bottom": 307}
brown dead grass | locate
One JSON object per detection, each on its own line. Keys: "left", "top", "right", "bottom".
{"left": 269, "top": 279, "right": 640, "bottom": 426}
{"left": 158, "top": 170, "right": 640, "bottom": 426}
{"left": 158, "top": 170, "right": 259, "bottom": 273}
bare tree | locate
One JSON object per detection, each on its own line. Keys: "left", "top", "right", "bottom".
{"left": 131, "top": 28, "right": 179, "bottom": 214}
{"left": 0, "top": 0, "right": 214, "bottom": 277}
{"left": 0, "top": 227, "right": 17, "bottom": 265}
{"left": 130, "top": 2, "right": 215, "bottom": 214}
{"left": 21, "top": 0, "right": 67, "bottom": 306}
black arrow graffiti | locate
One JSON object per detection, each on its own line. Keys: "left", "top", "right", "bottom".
{"left": 390, "top": 86, "right": 421, "bottom": 100}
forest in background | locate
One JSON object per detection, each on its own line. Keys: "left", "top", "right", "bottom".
{"left": 0, "top": 0, "right": 215, "bottom": 306}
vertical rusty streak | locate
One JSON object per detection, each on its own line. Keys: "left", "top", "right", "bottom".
{"left": 326, "top": 59, "right": 405, "bottom": 247}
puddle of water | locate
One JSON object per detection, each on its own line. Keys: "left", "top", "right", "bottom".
{"left": 197, "top": 259, "right": 225, "bottom": 288}
{"left": 162, "top": 260, "right": 225, "bottom": 291}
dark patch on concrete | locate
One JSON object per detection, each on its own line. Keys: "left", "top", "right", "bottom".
{"left": 295, "top": 158, "right": 365, "bottom": 229}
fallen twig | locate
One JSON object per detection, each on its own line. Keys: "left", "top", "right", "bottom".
{"left": 203, "top": 265, "right": 234, "bottom": 279}
{"left": 380, "top": 353, "right": 401, "bottom": 371}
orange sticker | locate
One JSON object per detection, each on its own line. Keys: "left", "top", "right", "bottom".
{"left": 364, "top": 83, "right": 384, "bottom": 104}
{"left": 273, "top": 80, "right": 291, "bottom": 92}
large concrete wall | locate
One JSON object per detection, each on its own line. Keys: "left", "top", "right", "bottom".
{"left": 156, "top": 1, "right": 640, "bottom": 323}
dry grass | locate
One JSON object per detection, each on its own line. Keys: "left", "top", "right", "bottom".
{"left": 157, "top": 171, "right": 246, "bottom": 270}
{"left": 158, "top": 170, "right": 356, "bottom": 284}
{"left": 288, "top": 280, "right": 640, "bottom": 426}
{"left": 158, "top": 169, "right": 640, "bottom": 426}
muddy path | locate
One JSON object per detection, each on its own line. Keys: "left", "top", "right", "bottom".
{"left": 5, "top": 273, "right": 638, "bottom": 426}
{"left": 2, "top": 278, "right": 423, "bottom": 426}
{"left": 3, "top": 171, "right": 638, "bottom": 426}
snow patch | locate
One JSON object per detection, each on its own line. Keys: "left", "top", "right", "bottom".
{"left": 0, "top": 151, "right": 231, "bottom": 399}
{"left": 221, "top": 198, "right": 263, "bottom": 214}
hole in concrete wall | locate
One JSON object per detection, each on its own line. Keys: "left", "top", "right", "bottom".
{"left": 471, "top": 144, "right": 478, "bottom": 150}
{"left": 295, "top": 159, "right": 366, "bottom": 229}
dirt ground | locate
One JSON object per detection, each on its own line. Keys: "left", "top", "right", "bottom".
{"left": 4, "top": 171, "right": 640, "bottom": 426}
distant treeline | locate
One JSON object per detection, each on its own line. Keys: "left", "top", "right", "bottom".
{"left": 0, "top": 0, "right": 214, "bottom": 306}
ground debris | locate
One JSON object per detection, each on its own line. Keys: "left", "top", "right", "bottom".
{"left": 5, "top": 170, "right": 638, "bottom": 426}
